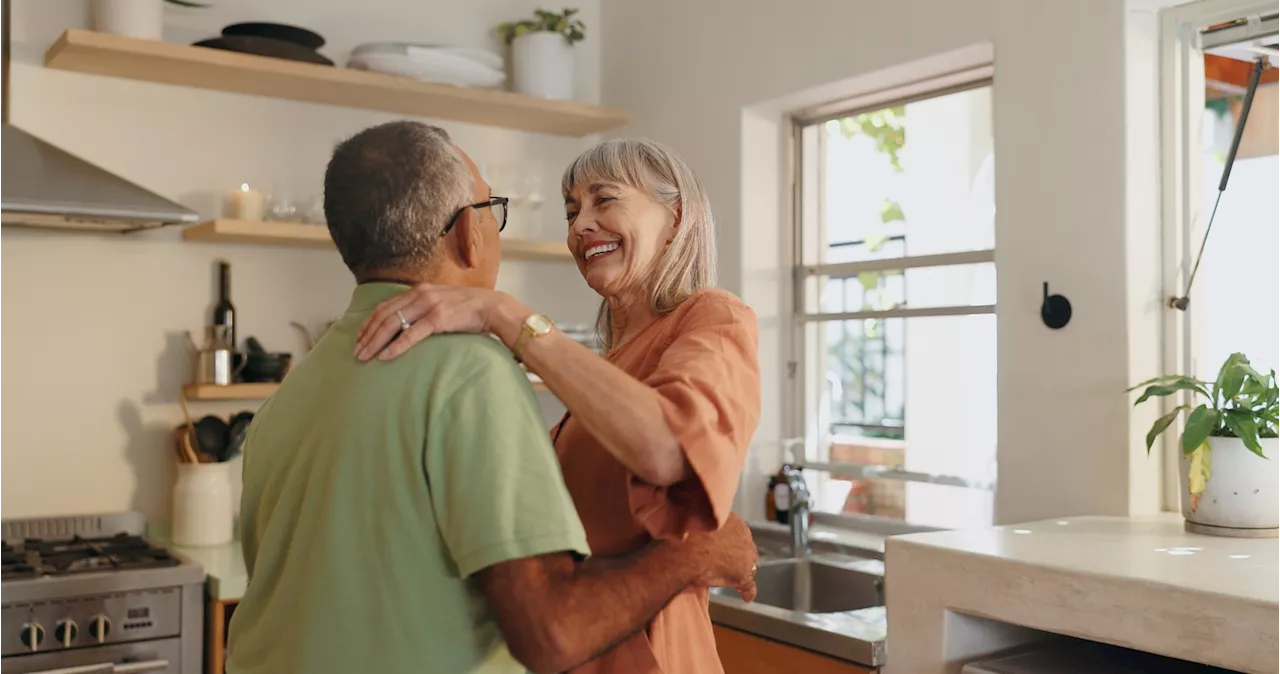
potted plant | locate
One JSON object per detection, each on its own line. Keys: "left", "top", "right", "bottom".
{"left": 1132, "top": 352, "right": 1278, "bottom": 537}
{"left": 92, "top": 0, "right": 206, "bottom": 41}
{"left": 497, "top": 8, "right": 586, "bottom": 100}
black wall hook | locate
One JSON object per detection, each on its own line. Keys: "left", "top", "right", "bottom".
{"left": 1041, "top": 282, "right": 1072, "bottom": 329}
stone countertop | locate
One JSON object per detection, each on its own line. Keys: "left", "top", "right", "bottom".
{"left": 884, "top": 514, "right": 1278, "bottom": 674}
{"left": 710, "top": 596, "right": 887, "bottom": 667}
{"left": 152, "top": 527, "right": 246, "bottom": 602}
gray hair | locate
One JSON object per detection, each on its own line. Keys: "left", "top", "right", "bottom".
{"left": 324, "top": 121, "right": 472, "bottom": 277}
{"left": 561, "top": 138, "right": 717, "bottom": 349}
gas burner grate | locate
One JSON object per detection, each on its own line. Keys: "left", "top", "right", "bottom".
{"left": 3, "top": 534, "right": 180, "bottom": 580}
{"left": 1, "top": 541, "right": 40, "bottom": 581}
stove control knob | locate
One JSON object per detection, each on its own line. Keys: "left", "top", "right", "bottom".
{"left": 55, "top": 619, "right": 78, "bottom": 647}
{"left": 89, "top": 615, "right": 111, "bottom": 644}
{"left": 19, "top": 622, "right": 45, "bottom": 651}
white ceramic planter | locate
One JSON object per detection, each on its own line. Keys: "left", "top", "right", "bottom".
{"left": 1179, "top": 436, "right": 1278, "bottom": 536}
{"left": 511, "top": 32, "right": 574, "bottom": 100}
{"left": 91, "top": 0, "right": 164, "bottom": 40}
{"left": 172, "top": 461, "right": 235, "bottom": 547}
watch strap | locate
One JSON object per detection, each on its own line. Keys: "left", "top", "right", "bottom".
{"left": 513, "top": 327, "right": 534, "bottom": 362}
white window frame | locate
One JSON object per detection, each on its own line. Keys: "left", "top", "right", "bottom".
{"left": 1158, "top": 0, "right": 1278, "bottom": 510}
{"left": 786, "top": 66, "right": 997, "bottom": 497}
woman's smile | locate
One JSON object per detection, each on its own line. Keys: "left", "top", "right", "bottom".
{"left": 583, "top": 240, "right": 622, "bottom": 264}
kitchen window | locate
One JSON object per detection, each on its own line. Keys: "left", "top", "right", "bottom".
{"left": 1160, "top": 2, "right": 1278, "bottom": 508}
{"left": 789, "top": 73, "right": 997, "bottom": 529}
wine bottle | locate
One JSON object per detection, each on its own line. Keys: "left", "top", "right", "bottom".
{"left": 213, "top": 260, "right": 236, "bottom": 350}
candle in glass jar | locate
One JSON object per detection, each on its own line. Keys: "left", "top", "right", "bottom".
{"left": 231, "top": 183, "right": 265, "bottom": 221}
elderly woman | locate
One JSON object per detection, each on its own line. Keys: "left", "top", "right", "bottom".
{"left": 354, "top": 138, "right": 761, "bottom": 673}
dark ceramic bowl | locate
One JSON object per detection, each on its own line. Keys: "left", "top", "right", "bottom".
{"left": 193, "top": 35, "right": 332, "bottom": 66}
{"left": 242, "top": 352, "right": 293, "bottom": 383}
{"left": 221, "top": 22, "right": 326, "bottom": 49}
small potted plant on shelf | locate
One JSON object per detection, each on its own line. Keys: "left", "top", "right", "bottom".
{"left": 1131, "top": 352, "right": 1278, "bottom": 538}
{"left": 92, "top": 0, "right": 207, "bottom": 41}
{"left": 496, "top": 8, "right": 586, "bottom": 101}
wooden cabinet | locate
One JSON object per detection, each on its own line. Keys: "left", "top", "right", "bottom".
{"left": 714, "top": 625, "right": 876, "bottom": 674}
{"left": 207, "top": 598, "right": 238, "bottom": 673}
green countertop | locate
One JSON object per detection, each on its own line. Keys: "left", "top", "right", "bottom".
{"left": 150, "top": 525, "right": 247, "bottom": 602}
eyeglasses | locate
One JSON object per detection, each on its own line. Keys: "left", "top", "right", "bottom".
{"left": 443, "top": 196, "right": 508, "bottom": 235}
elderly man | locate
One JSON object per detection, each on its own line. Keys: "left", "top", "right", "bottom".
{"left": 224, "top": 121, "right": 757, "bottom": 674}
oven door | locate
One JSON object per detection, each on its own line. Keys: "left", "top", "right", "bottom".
{"left": 0, "top": 638, "right": 180, "bottom": 674}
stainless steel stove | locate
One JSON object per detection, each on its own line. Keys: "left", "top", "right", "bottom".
{"left": 0, "top": 513, "right": 203, "bottom": 674}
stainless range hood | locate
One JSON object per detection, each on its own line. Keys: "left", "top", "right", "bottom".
{"left": 1, "top": 1, "right": 199, "bottom": 233}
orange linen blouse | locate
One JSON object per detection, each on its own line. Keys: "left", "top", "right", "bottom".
{"left": 552, "top": 289, "right": 761, "bottom": 674}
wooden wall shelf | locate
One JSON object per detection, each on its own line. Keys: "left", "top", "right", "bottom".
{"left": 182, "top": 219, "right": 332, "bottom": 248}
{"left": 183, "top": 219, "right": 574, "bottom": 262}
{"left": 44, "top": 30, "right": 629, "bottom": 137}
{"left": 183, "top": 382, "right": 279, "bottom": 400}
{"left": 504, "top": 239, "right": 575, "bottom": 263}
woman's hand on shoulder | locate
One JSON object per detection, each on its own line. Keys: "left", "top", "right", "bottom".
{"left": 354, "top": 284, "right": 503, "bottom": 361}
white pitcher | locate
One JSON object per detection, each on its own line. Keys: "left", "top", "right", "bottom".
{"left": 172, "top": 461, "right": 234, "bottom": 546}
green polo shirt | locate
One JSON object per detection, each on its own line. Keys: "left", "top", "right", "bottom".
{"left": 226, "top": 283, "right": 589, "bottom": 674}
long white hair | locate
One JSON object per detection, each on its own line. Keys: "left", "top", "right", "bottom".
{"left": 561, "top": 138, "right": 717, "bottom": 350}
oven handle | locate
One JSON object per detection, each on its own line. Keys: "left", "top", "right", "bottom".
{"left": 27, "top": 660, "right": 170, "bottom": 674}
{"left": 115, "top": 661, "right": 170, "bottom": 674}
{"left": 22, "top": 666, "right": 114, "bottom": 674}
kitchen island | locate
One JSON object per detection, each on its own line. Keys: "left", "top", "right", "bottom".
{"left": 885, "top": 514, "right": 1278, "bottom": 673}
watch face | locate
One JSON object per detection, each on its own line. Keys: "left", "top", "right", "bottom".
{"left": 526, "top": 314, "right": 554, "bottom": 335}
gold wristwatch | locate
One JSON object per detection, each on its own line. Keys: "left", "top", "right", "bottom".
{"left": 513, "top": 313, "right": 554, "bottom": 361}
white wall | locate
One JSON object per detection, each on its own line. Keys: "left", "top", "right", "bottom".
{"left": 1125, "top": 1, "right": 1167, "bottom": 517}
{"left": 602, "top": 0, "right": 1163, "bottom": 523}
{"left": 1, "top": 0, "right": 600, "bottom": 522}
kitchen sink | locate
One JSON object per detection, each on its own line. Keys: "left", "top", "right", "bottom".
{"left": 754, "top": 539, "right": 790, "bottom": 562}
{"left": 708, "top": 527, "right": 889, "bottom": 667}
{"left": 717, "top": 557, "right": 884, "bottom": 613}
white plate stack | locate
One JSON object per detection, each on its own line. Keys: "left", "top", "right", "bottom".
{"left": 348, "top": 42, "right": 505, "bottom": 88}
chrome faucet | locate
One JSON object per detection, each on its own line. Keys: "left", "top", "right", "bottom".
{"left": 784, "top": 465, "right": 811, "bottom": 557}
